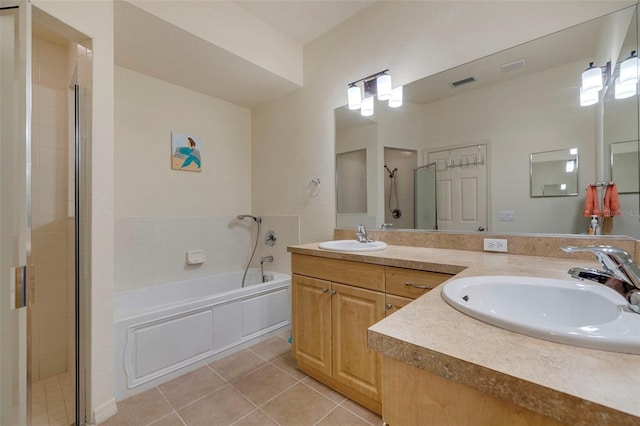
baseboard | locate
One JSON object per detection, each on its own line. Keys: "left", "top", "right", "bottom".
{"left": 92, "top": 397, "right": 118, "bottom": 425}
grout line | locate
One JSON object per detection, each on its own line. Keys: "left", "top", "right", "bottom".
{"left": 152, "top": 386, "right": 183, "bottom": 426}
{"left": 338, "top": 400, "right": 380, "bottom": 425}
{"left": 313, "top": 405, "right": 341, "bottom": 425}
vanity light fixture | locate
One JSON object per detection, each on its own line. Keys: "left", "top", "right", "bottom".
{"left": 619, "top": 50, "right": 638, "bottom": 85}
{"left": 614, "top": 76, "right": 637, "bottom": 99}
{"left": 347, "top": 69, "right": 403, "bottom": 115}
{"left": 347, "top": 84, "right": 362, "bottom": 110}
{"left": 581, "top": 62, "right": 604, "bottom": 92}
{"left": 579, "top": 61, "right": 611, "bottom": 106}
{"left": 361, "top": 96, "right": 374, "bottom": 116}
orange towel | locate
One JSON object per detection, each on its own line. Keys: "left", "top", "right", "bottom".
{"left": 583, "top": 185, "right": 601, "bottom": 217}
{"left": 603, "top": 183, "right": 622, "bottom": 217}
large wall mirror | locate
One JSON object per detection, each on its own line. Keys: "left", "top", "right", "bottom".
{"left": 335, "top": 4, "right": 640, "bottom": 239}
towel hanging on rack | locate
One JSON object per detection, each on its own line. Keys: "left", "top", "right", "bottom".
{"left": 603, "top": 183, "right": 622, "bottom": 217}
{"left": 582, "top": 184, "right": 600, "bottom": 217}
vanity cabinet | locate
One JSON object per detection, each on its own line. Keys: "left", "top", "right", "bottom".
{"left": 292, "top": 254, "right": 385, "bottom": 413}
{"left": 291, "top": 253, "right": 453, "bottom": 415}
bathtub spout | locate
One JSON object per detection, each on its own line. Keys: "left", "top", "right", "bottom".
{"left": 260, "top": 256, "right": 274, "bottom": 282}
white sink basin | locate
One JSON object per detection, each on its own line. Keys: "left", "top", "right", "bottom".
{"left": 441, "top": 275, "right": 640, "bottom": 354}
{"left": 318, "top": 240, "right": 388, "bottom": 252}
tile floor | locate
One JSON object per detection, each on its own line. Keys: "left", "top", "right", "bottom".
{"left": 32, "top": 372, "right": 75, "bottom": 426}
{"left": 102, "top": 332, "right": 383, "bottom": 426}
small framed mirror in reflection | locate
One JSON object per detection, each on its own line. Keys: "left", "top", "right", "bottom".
{"left": 530, "top": 148, "right": 579, "bottom": 197}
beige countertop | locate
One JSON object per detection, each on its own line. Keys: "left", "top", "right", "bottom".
{"left": 288, "top": 243, "right": 640, "bottom": 425}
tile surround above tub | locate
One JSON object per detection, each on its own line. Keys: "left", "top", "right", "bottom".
{"left": 114, "top": 216, "right": 300, "bottom": 293}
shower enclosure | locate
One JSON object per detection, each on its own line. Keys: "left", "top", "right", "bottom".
{"left": 1, "top": 2, "right": 91, "bottom": 424}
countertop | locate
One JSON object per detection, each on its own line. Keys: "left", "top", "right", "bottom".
{"left": 288, "top": 243, "right": 640, "bottom": 425}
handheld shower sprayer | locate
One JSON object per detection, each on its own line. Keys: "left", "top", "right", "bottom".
{"left": 237, "top": 214, "right": 262, "bottom": 223}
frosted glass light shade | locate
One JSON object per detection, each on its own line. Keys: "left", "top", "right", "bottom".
{"left": 347, "top": 85, "right": 362, "bottom": 110}
{"left": 580, "top": 87, "right": 598, "bottom": 106}
{"left": 619, "top": 55, "right": 639, "bottom": 85}
{"left": 614, "top": 77, "right": 636, "bottom": 99}
{"left": 388, "top": 86, "right": 403, "bottom": 108}
{"left": 361, "top": 96, "right": 374, "bottom": 116}
{"left": 581, "top": 66, "right": 603, "bottom": 92}
{"left": 377, "top": 74, "right": 392, "bottom": 100}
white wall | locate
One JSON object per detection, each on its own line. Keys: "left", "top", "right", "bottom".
{"left": 114, "top": 66, "right": 252, "bottom": 218}
{"left": 252, "top": 1, "right": 635, "bottom": 243}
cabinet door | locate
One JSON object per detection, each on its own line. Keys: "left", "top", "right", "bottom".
{"left": 292, "top": 274, "right": 332, "bottom": 376}
{"left": 332, "top": 283, "right": 385, "bottom": 402}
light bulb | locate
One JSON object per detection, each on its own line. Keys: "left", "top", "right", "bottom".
{"left": 581, "top": 64, "right": 603, "bottom": 93}
{"left": 614, "top": 77, "right": 636, "bottom": 100}
{"left": 361, "top": 96, "right": 374, "bottom": 116}
{"left": 619, "top": 53, "right": 639, "bottom": 85}
{"left": 376, "top": 73, "right": 392, "bottom": 100}
{"left": 579, "top": 86, "right": 598, "bottom": 106}
{"left": 347, "top": 84, "right": 362, "bottom": 110}
{"left": 388, "top": 86, "right": 403, "bottom": 108}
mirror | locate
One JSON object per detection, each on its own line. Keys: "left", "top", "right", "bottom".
{"left": 530, "top": 148, "right": 579, "bottom": 197}
{"left": 611, "top": 141, "right": 639, "bottom": 193}
{"left": 335, "top": 5, "right": 640, "bottom": 239}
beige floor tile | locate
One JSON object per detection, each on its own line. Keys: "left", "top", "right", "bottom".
{"left": 261, "top": 382, "right": 336, "bottom": 426}
{"left": 271, "top": 353, "right": 307, "bottom": 380}
{"left": 301, "top": 376, "right": 347, "bottom": 404}
{"left": 32, "top": 412, "right": 50, "bottom": 426}
{"left": 232, "top": 364, "right": 298, "bottom": 406}
{"left": 149, "top": 413, "right": 185, "bottom": 426}
{"left": 340, "top": 399, "right": 382, "bottom": 425}
{"left": 232, "top": 409, "right": 278, "bottom": 425}
{"left": 109, "top": 387, "right": 173, "bottom": 426}
{"left": 158, "top": 366, "right": 226, "bottom": 410}
{"left": 209, "top": 349, "right": 267, "bottom": 382}
{"left": 316, "top": 406, "right": 371, "bottom": 425}
{"left": 178, "top": 385, "right": 255, "bottom": 426}
{"left": 248, "top": 336, "right": 291, "bottom": 361}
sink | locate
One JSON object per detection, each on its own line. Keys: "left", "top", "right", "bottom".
{"left": 318, "top": 240, "right": 388, "bottom": 252}
{"left": 441, "top": 275, "right": 640, "bottom": 354}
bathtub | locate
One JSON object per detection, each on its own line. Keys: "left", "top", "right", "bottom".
{"left": 114, "top": 269, "right": 291, "bottom": 400}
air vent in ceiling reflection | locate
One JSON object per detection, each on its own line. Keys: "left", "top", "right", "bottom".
{"left": 451, "top": 77, "right": 476, "bottom": 88}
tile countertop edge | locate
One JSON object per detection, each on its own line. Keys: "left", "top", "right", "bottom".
{"left": 288, "top": 243, "right": 640, "bottom": 425}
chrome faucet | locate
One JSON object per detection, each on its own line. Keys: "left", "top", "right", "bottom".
{"left": 259, "top": 256, "right": 274, "bottom": 283}
{"left": 562, "top": 245, "right": 640, "bottom": 310}
{"left": 381, "top": 223, "right": 393, "bottom": 230}
{"left": 356, "top": 224, "right": 374, "bottom": 243}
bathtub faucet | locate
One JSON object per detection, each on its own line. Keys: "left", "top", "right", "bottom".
{"left": 260, "top": 256, "right": 273, "bottom": 283}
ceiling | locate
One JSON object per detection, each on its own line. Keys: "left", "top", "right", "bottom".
{"left": 114, "top": 1, "right": 375, "bottom": 108}
{"left": 232, "top": 0, "right": 374, "bottom": 45}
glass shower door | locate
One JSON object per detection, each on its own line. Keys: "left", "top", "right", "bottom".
{"left": 0, "top": 1, "right": 31, "bottom": 424}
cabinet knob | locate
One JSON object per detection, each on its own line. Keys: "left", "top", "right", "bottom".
{"left": 385, "top": 303, "right": 393, "bottom": 310}
{"left": 405, "top": 282, "right": 434, "bottom": 290}
{"left": 322, "top": 288, "right": 329, "bottom": 293}
{"left": 331, "top": 290, "right": 337, "bottom": 295}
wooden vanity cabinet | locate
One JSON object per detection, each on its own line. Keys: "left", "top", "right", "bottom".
{"left": 291, "top": 254, "right": 454, "bottom": 415}
{"left": 292, "top": 254, "right": 385, "bottom": 414}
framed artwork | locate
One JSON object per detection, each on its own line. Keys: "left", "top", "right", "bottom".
{"left": 171, "top": 132, "right": 202, "bottom": 172}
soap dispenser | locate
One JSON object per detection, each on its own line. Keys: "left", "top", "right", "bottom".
{"left": 589, "top": 216, "right": 598, "bottom": 235}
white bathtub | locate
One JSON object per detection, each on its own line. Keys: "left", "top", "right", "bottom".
{"left": 114, "top": 269, "right": 291, "bottom": 400}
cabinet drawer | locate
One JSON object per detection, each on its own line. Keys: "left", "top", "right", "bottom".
{"left": 385, "top": 267, "right": 451, "bottom": 299}
{"left": 292, "top": 254, "right": 384, "bottom": 291}
{"left": 385, "top": 294, "right": 413, "bottom": 316}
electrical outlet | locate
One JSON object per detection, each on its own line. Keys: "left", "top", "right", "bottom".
{"left": 483, "top": 238, "right": 508, "bottom": 252}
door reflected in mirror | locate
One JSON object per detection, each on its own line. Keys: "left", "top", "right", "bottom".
{"left": 530, "top": 148, "right": 579, "bottom": 197}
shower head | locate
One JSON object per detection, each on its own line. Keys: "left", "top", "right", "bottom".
{"left": 237, "top": 214, "right": 262, "bottom": 223}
